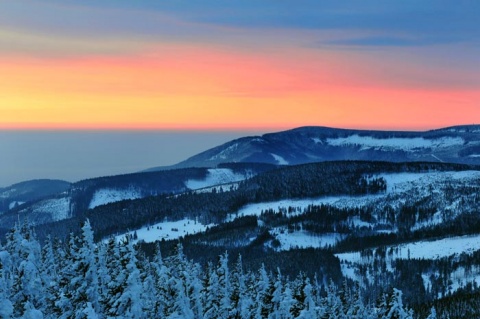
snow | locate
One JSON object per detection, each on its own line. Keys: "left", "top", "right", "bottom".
{"left": 226, "top": 170, "right": 480, "bottom": 223}
{"left": 396, "top": 235, "right": 480, "bottom": 260}
{"left": 9, "top": 201, "right": 25, "bottom": 209}
{"left": 326, "top": 135, "right": 464, "bottom": 151}
{"left": 24, "top": 197, "right": 71, "bottom": 222}
{"left": 209, "top": 143, "right": 239, "bottom": 161}
{"left": 336, "top": 234, "right": 480, "bottom": 291}
{"left": 185, "top": 168, "right": 248, "bottom": 190}
{"left": 337, "top": 234, "right": 480, "bottom": 265}
{"left": 270, "top": 153, "right": 289, "bottom": 165}
{"left": 271, "top": 228, "right": 344, "bottom": 250}
{"left": 89, "top": 187, "right": 142, "bottom": 209}
{"left": 111, "top": 218, "right": 215, "bottom": 244}
{"left": 226, "top": 195, "right": 381, "bottom": 222}
{"left": 379, "top": 171, "right": 480, "bottom": 193}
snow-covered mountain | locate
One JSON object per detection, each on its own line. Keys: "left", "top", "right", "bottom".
{"left": 0, "top": 179, "right": 70, "bottom": 214}
{"left": 146, "top": 125, "right": 480, "bottom": 171}
{"left": 0, "top": 164, "right": 274, "bottom": 229}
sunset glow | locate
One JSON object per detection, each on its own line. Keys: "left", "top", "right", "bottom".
{"left": 1, "top": 1, "right": 479, "bottom": 131}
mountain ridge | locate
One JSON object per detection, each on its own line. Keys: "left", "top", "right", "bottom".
{"left": 144, "top": 124, "right": 480, "bottom": 171}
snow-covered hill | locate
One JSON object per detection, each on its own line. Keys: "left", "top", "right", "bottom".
{"left": 89, "top": 187, "right": 143, "bottom": 209}
{"left": 146, "top": 125, "right": 480, "bottom": 170}
{"left": 0, "top": 179, "right": 70, "bottom": 214}
{"left": 185, "top": 168, "right": 252, "bottom": 190}
{"left": 336, "top": 234, "right": 480, "bottom": 296}
{"left": 223, "top": 170, "right": 480, "bottom": 253}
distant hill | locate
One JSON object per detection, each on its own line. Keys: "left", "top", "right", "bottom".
{"left": 0, "top": 179, "right": 70, "bottom": 213}
{"left": 0, "top": 163, "right": 276, "bottom": 228}
{"left": 145, "top": 125, "right": 480, "bottom": 171}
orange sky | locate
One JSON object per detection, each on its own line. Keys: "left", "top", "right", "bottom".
{"left": 1, "top": 2, "right": 479, "bottom": 131}
{"left": 2, "top": 44, "right": 478, "bottom": 131}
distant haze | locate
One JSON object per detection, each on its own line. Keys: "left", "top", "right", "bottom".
{"left": 0, "top": 130, "right": 262, "bottom": 187}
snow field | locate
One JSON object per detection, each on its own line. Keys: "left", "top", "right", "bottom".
{"left": 89, "top": 187, "right": 142, "bottom": 209}
{"left": 271, "top": 228, "right": 344, "bottom": 250}
{"left": 185, "top": 168, "right": 249, "bottom": 190}
{"left": 326, "top": 135, "right": 464, "bottom": 151}
{"left": 336, "top": 234, "right": 480, "bottom": 264}
{"left": 24, "top": 197, "right": 71, "bottom": 222}
{"left": 112, "top": 218, "right": 216, "bottom": 244}
{"left": 379, "top": 171, "right": 480, "bottom": 194}
{"left": 270, "top": 153, "right": 289, "bottom": 165}
{"left": 226, "top": 195, "right": 380, "bottom": 222}
{"left": 336, "top": 234, "right": 480, "bottom": 293}
{"left": 9, "top": 201, "right": 25, "bottom": 210}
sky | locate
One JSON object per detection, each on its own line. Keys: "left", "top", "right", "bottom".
{"left": 1, "top": 1, "right": 479, "bottom": 185}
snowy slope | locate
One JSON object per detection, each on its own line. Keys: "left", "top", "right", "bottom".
{"left": 337, "top": 235, "right": 480, "bottom": 263}
{"left": 89, "top": 187, "right": 143, "bottom": 209}
{"left": 336, "top": 235, "right": 480, "bottom": 295}
{"left": 185, "top": 168, "right": 251, "bottom": 190}
{"left": 225, "top": 170, "right": 480, "bottom": 255}
{"left": 111, "top": 218, "right": 215, "bottom": 244}
{"left": 326, "top": 135, "right": 464, "bottom": 151}
{"left": 271, "top": 228, "right": 344, "bottom": 251}
{"left": 226, "top": 195, "right": 381, "bottom": 222}
{"left": 21, "top": 197, "right": 71, "bottom": 223}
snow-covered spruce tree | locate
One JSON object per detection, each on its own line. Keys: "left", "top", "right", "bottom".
{"left": 202, "top": 261, "right": 220, "bottom": 319}
{"left": 39, "top": 236, "right": 60, "bottom": 319}
{"left": 109, "top": 238, "right": 145, "bottom": 319}
{"left": 216, "top": 252, "right": 232, "bottom": 319}
{"left": 54, "top": 220, "right": 102, "bottom": 319}
{"left": 321, "top": 280, "right": 347, "bottom": 319}
{"left": 0, "top": 243, "right": 13, "bottom": 319}
{"left": 254, "top": 264, "right": 274, "bottom": 319}
{"left": 66, "top": 220, "right": 102, "bottom": 319}
{"left": 6, "top": 220, "right": 44, "bottom": 318}
{"left": 230, "top": 254, "right": 253, "bottom": 319}
{"left": 164, "top": 244, "right": 194, "bottom": 319}
{"left": 269, "top": 269, "right": 287, "bottom": 319}
{"left": 382, "top": 288, "right": 413, "bottom": 319}
{"left": 296, "top": 278, "right": 317, "bottom": 319}
{"left": 148, "top": 243, "right": 171, "bottom": 317}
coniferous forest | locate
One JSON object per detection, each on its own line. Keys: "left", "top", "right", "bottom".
{"left": 1, "top": 219, "right": 437, "bottom": 319}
